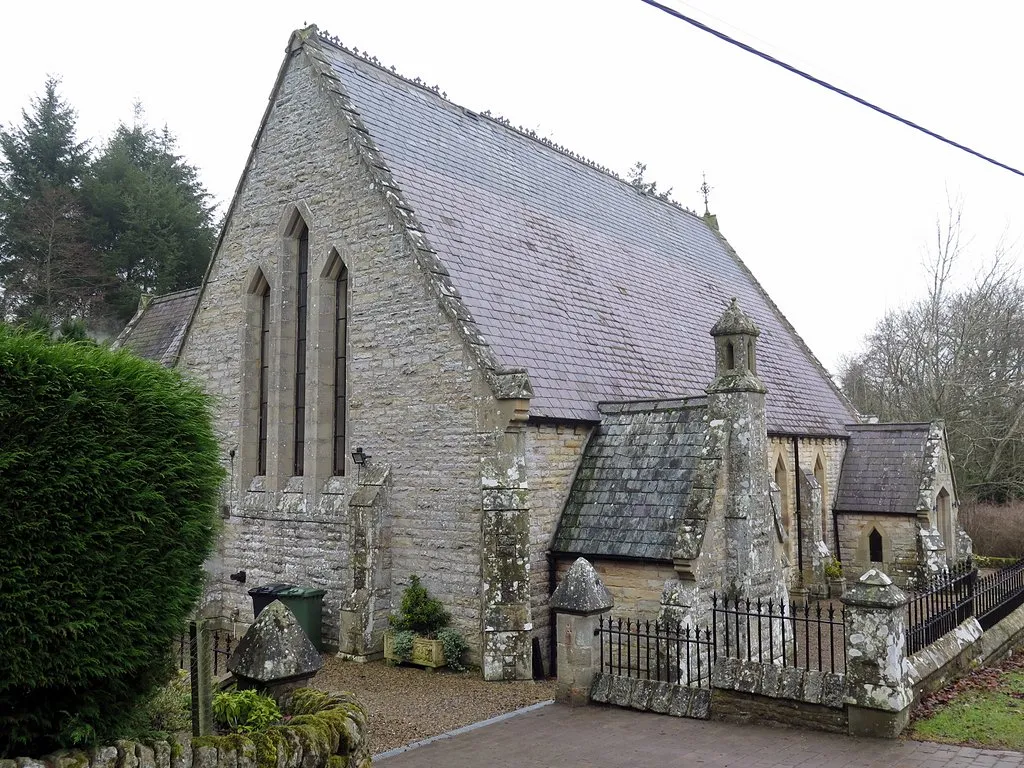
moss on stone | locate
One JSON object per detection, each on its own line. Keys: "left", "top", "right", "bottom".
{"left": 248, "top": 731, "right": 285, "bottom": 768}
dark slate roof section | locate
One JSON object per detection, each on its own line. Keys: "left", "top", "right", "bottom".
{"left": 114, "top": 288, "right": 199, "bottom": 366}
{"left": 316, "top": 38, "right": 856, "bottom": 435}
{"left": 552, "top": 398, "right": 707, "bottom": 560}
{"left": 834, "top": 424, "right": 931, "bottom": 515}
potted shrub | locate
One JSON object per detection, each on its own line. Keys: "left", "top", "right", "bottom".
{"left": 824, "top": 557, "right": 844, "bottom": 598}
{"left": 384, "top": 575, "right": 468, "bottom": 671}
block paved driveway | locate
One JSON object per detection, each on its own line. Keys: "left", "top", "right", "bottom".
{"left": 376, "top": 703, "right": 1024, "bottom": 767}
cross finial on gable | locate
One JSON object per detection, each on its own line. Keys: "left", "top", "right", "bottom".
{"left": 699, "top": 172, "right": 713, "bottom": 216}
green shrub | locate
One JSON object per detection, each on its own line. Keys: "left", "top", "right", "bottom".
{"left": 0, "top": 328, "right": 224, "bottom": 755}
{"left": 437, "top": 628, "right": 468, "bottom": 672}
{"left": 824, "top": 558, "right": 843, "bottom": 579}
{"left": 388, "top": 630, "right": 415, "bottom": 663}
{"left": 212, "top": 690, "right": 281, "bottom": 734}
{"left": 143, "top": 670, "right": 192, "bottom": 736}
{"left": 390, "top": 575, "right": 450, "bottom": 636}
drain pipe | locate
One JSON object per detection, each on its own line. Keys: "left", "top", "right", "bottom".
{"left": 793, "top": 437, "right": 804, "bottom": 577}
{"left": 547, "top": 550, "right": 557, "bottom": 677}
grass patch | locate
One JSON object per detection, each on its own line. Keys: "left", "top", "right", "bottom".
{"left": 910, "top": 654, "right": 1024, "bottom": 749}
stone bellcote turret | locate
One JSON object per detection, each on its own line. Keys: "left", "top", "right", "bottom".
{"left": 708, "top": 298, "right": 766, "bottom": 394}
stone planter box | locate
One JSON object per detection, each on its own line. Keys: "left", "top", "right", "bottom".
{"left": 383, "top": 630, "right": 446, "bottom": 669}
{"left": 829, "top": 578, "right": 845, "bottom": 599}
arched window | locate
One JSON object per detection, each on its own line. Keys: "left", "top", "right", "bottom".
{"left": 814, "top": 454, "right": 827, "bottom": 541}
{"left": 937, "top": 487, "right": 952, "bottom": 556}
{"left": 726, "top": 341, "right": 735, "bottom": 370}
{"left": 293, "top": 224, "right": 309, "bottom": 476}
{"left": 256, "top": 274, "right": 271, "bottom": 476}
{"left": 775, "top": 455, "right": 791, "bottom": 558}
{"left": 869, "top": 528, "right": 883, "bottom": 563}
{"left": 331, "top": 252, "right": 349, "bottom": 476}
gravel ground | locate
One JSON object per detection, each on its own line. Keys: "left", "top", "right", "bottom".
{"left": 311, "top": 658, "right": 556, "bottom": 754}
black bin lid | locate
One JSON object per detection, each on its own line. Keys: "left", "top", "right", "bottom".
{"left": 248, "top": 583, "right": 295, "bottom": 596}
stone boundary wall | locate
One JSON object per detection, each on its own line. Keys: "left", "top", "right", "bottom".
{"left": 589, "top": 673, "right": 711, "bottom": 720}
{"left": 907, "top": 603, "right": 1024, "bottom": 704}
{"left": 0, "top": 690, "right": 370, "bottom": 768}
{"left": 710, "top": 658, "right": 847, "bottom": 733}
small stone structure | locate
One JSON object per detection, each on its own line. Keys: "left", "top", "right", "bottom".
{"left": 549, "top": 557, "right": 613, "bottom": 705}
{"left": 842, "top": 569, "right": 913, "bottom": 737}
{"left": 228, "top": 600, "right": 323, "bottom": 697}
{"left": 660, "top": 301, "right": 789, "bottom": 660}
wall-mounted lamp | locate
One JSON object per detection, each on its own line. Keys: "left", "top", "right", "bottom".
{"left": 352, "top": 447, "right": 371, "bottom": 483}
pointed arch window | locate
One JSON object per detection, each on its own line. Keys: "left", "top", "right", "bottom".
{"left": 775, "top": 455, "right": 791, "bottom": 558}
{"left": 293, "top": 224, "right": 309, "bottom": 476}
{"left": 329, "top": 251, "right": 349, "bottom": 476}
{"left": 255, "top": 273, "right": 271, "bottom": 476}
{"left": 869, "top": 528, "right": 883, "bottom": 563}
{"left": 814, "top": 454, "right": 827, "bottom": 540}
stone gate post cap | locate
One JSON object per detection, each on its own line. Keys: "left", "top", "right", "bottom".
{"left": 550, "top": 557, "right": 613, "bottom": 615}
{"left": 841, "top": 568, "right": 908, "bottom": 608}
{"left": 228, "top": 600, "right": 323, "bottom": 682}
{"left": 859, "top": 568, "right": 893, "bottom": 586}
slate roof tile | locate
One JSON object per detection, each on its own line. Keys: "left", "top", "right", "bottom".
{"left": 317, "top": 40, "right": 856, "bottom": 436}
{"left": 552, "top": 399, "right": 706, "bottom": 560}
{"left": 834, "top": 424, "right": 930, "bottom": 515}
{"left": 114, "top": 288, "right": 198, "bottom": 367}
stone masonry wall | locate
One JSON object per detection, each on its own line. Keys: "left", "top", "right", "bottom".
{"left": 525, "top": 421, "right": 592, "bottom": 672}
{"left": 0, "top": 689, "right": 371, "bottom": 768}
{"left": 179, "top": 47, "right": 495, "bottom": 656}
{"left": 769, "top": 436, "right": 846, "bottom": 586}
{"left": 837, "top": 514, "right": 920, "bottom": 585}
{"left": 556, "top": 557, "right": 677, "bottom": 619}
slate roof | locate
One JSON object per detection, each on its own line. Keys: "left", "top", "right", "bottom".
{"left": 552, "top": 398, "right": 706, "bottom": 560}
{"left": 834, "top": 424, "right": 930, "bottom": 515}
{"left": 316, "top": 36, "right": 857, "bottom": 436}
{"left": 113, "top": 288, "right": 199, "bottom": 366}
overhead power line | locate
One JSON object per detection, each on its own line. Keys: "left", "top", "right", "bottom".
{"left": 639, "top": 0, "right": 1024, "bottom": 179}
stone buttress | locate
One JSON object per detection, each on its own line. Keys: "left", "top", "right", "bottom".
{"left": 662, "top": 300, "right": 788, "bottom": 642}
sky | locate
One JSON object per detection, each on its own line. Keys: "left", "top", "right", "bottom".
{"left": 3, "top": 1, "right": 1023, "bottom": 374}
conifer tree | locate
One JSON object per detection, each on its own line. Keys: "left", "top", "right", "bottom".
{"left": 83, "top": 108, "right": 216, "bottom": 329}
{"left": 0, "top": 78, "right": 95, "bottom": 324}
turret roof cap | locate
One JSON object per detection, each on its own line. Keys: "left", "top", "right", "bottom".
{"left": 711, "top": 298, "right": 760, "bottom": 337}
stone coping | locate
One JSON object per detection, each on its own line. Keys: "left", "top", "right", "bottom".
{"left": 907, "top": 603, "right": 1024, "bottom": 700}
{"left": 589, "top": 673, "right": 711, "bottom": 719}
{"left": 711, "top": 658, "right": 846, "bottom": 709}
{"left": 0, "top": 690, "right": 370, "bottom": 768}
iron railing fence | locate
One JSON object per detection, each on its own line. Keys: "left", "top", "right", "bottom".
{"left": 596, "top": 616, "right": 716, "bottom": 688}
{"left": 712, "top": 595, "right": 846, "bottom": 674}
{"left": 977, "top": 557, "right": 1024, "bottom": 630}
{"left": 906, "top": 561, "right": 976, "bottom": 655}
{"left": 176, "top": 624, "right": 235, "bottom": 676}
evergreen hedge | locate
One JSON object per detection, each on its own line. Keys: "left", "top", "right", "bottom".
{"left": 0, "top": 327, "right": 224, "bottom": 756}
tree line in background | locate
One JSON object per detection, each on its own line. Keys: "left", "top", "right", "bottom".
{"left": 840, "top": 202, "right": 1024, "bottom": 503}
{"left": 0, "top": 78, "right": 216, "bottom": 337}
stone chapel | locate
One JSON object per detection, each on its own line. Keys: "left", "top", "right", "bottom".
{"left": 115, "top": 26, "right": 971, "bottom": 679}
